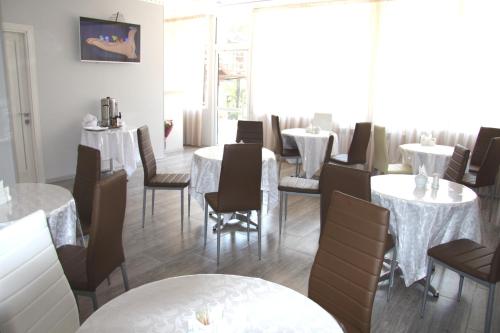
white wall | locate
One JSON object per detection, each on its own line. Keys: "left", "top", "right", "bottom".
{"left": 0, "top": 0, "right": 164, "bottom": 181}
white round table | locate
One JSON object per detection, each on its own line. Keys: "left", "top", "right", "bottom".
{"left": 189, "top": 146, "right": 279, "bottom": 209}
{"left": 0, "top": 183, "right": 78, "bottom": 248}
{"left": 371, "top": 174, "right": 481, "bottom": 286}
{"left": 77, "top": 274, "right": 343, "bottom": 333}
{"left": 81, "top": 126, "right": 138, "bottom": 176}
{"left": 281, "top": 128, "right": 339, "bottom": 179}
{"left": 399, "top": 143, "right": 454, "bottom": 177}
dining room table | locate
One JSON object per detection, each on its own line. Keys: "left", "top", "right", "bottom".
{"left": 399, "top": 143, "right": 454, "bottom": 177}
{"left": 80, "top": 125, "right": 138, "bottom": 176}
{"left": 77, "top": 274, "right": 344, "bottom": 332}
{"left": 371, "top": 174, "right": 481, "bottom": 289}
{"left": 0, "top": 183, "right": 78, "bottom": 248}
{"left": 281, "top": 128, "right": 339, "bottom": 178}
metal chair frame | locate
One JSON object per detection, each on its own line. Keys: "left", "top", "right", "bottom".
{"left": 142, "top": 186, "right": 191, "bottom": 229}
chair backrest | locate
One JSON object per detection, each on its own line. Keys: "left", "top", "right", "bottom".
{"left": 0, "top": 210, "right": 80, "bottom": 333}
{"left": 475, "top": 137, "right": 500, "bottom": 186}
{"left": 312, "top": 113, "right": 333, "bottom": 131}
{"left": 322, "top": 135, "right": 335, "bottom": 165}
{"left": 309, "top": 191, "right": 389, "bottom": 333}
{"left": 137, "top": 126, "right": 157, "bottom": 185}
{"left": 373, "top": 125, "right": 389, "bottom": 173}
{"left": 73, "top": 144, "right": 101, "bottom": 224}
{"left": 470, "top": 127, "right": 500, "bottom": 168}
{"left": 319, "top": 164, "right": 371, "bottom": 232}
{"left": 271, "top": 115, "right": 284, "bottom": 155}
{"left": 443, "top": 144, "right": 470, "bottom": 183}
{"left": 347, "top": 122, "right": 372, "bottom": 164}
{"left": 217, "top": 144, "right": 262, "bottom": 212}
{"left": 490, "top": 243, "right": 500, "bottom": 283}
{"left": 86, "top": 170, "right": 127, "bottom": 290}
{"left": 236, "top": 120, "right": 263, "bottom": 144}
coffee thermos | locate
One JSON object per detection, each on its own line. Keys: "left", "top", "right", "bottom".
{"left": 100, "top": 97, "right": 120, "bottom": 127}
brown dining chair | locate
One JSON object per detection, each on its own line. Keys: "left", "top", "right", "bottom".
{"left": 421, "top": 239, "right": 500, "bottom": 333}
{"left": 278, "top": 135, "right": 334, "bottom": 233}
{"left": 73, "top": 144, "right": 101, "bottom": 236}
{"left": 319, "top": 163, "right": 398, "bottom": 301}
{"left": 137, "top": 126, "right": 190, "bottom": 229}
{"left": 271, "top": 115, "right": 301, "bottom": 177}
{"left": 236, "top": 120, "right": 263, "bottom": 144}
{"left": 57, "top": 170, "right": 129, "bottom": 310}
{"left": 204, "top": 143, "right": 262, "bottom": 265}
{"left": 373, "top": 125, "right": 412, "bottom": 175}
{"left": 309, "top": 191, "right": 390, "bottom": 333}
{"left": 443, "top": 144, "right": 470, "bottom": 183}
{"left": 461, "top": 137, "right": 500, "bottom": 221}
{"left": 469, "top": 127, "right": 500, "bottom": 173}
{"left": 330, "top": 122, "right": 372, "bottom": 167}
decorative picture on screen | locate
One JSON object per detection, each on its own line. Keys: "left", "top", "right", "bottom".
{"left": 80, "top": 17, "right": 141, "bottom": 63}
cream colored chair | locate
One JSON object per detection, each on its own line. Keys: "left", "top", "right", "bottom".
{"left": 373, "top": 125, "right": 412, "bottom": 174}
{"left": 312, "top": 113, "right": 333, "bottom": 131}
{"left": 0, "top": 210, "right": 80, "bottom": 333}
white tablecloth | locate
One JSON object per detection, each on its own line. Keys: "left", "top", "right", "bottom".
{"left": 189, "top": 146, "right": 279, "bottom": 210}
{"left": 0, "top": 183, "right": 77, "bottom": 248}
{"left": 371, "top": 174, "right": 481, "bottom": 286}
{"left": 78, "top": 274, "right": 343, "bottom": 333}
{"left": 281, "top": 128, "right": 339, "bottom": 179}
{"left": 80, "top": 126, "right": 138, "bottom": 176}
{"left": 399, "top": 143, "right": 454, "bottom": 177}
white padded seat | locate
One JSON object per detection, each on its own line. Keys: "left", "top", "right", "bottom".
{"left": 279, "top": 176, "right": 319, "bottom": 193}
{"left": 0, "top": 210, "right": 79, "bottom": 333}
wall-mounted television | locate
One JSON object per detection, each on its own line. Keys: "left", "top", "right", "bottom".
{"left": 79, "top": 17, "right": 141, "bottom": 63}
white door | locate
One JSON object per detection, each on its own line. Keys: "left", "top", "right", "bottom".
{"left": 2, "top": 31, "right": 38, "bottom": 182}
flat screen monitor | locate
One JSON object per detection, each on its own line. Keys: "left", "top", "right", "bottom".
{"left": 80, "top": 17, "right": 140, "bottom": 63}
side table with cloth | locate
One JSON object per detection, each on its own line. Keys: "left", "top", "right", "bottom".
{"left": 371, "top": 174, "right": 481, "bottom": 287}
{"left": 190, "top": 146, "right": 279, "bottom": 210}
{"left": 80, "top": 126, "right": 138, "bottom": 176}
{"left": 282, "top": 128, "right": 339, "bottom": 178}
{"left": 400, "top": 143, "right": 454, "bottom": 177}
{"left": 77, "top": 274, "right": 344, "bottom": 332}
{"left": 0, "top": 183, "right": 78, "bottom": 248}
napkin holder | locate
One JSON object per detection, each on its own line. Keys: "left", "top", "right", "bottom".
{"left": 414, "top": 165, "right": 428, "bottom": 189}
{"left": 0, "top": 180, "right": 12, "bottom": 205}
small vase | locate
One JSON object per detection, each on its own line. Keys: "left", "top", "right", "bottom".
{"left": 415, "top": 174, "right": 428, "bottom": 188}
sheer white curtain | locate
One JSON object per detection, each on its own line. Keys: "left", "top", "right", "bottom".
{"left": 251, "top": 0, "right": 500, "bottom": 158}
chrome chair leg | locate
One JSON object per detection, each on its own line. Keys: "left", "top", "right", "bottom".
{"left": 246, "top": 211, "right": 251, "bottom": 242}
{"left": 485, "top": 283, "right": 496, "bottom": 333}
{"left": 90, "top": 293, "right": 98, "bottom": 311}
{"left": 457, "top": 275, "right": 464, "bottom": 302}
{"left": 387, "top": 245, "right": 397, "bottom": 301}
{"left": 151, "top": 189, "right": 155, "bottom": 215}
{"left": 106, "top": 276, "right": 111, "bottom": 286}
{"left": 279, "top": 192, "right": 284, "bottom": 235}
{"left": 142, "top": 188, "right": 147, "bottom": 228}
{"left": 204, "top": 201, "right": 208, "bottom": 246}
{"left": 284, "top": 194, "right": 288, "bottom": 221}
{"left": 181, "top": 188, "right": 184, "bottom": 230}
{"left": 278, "top": 156, "right": 282, "bottom": 179}
{"left": 217, "top": 214, "right": 222, "bottom": 265}
{"left": 120, "top": 263, "right": 130, "bottom": 291}
{"left": 188, "top": 192, "right": 191, "bottom": 217}
{"left": 420, "top": 258, "right": 433, "bottom": 317}
{"left": 258, "top": 209, "right": 262, "bottom": 260}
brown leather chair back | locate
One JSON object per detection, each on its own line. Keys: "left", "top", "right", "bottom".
{"left": 470, "top": 127, "right": 500, "bottom": 168}
{"left": 309, "top": 191, "right": 389, "bottom": 333}
{"left": 319, "top": 164, "right": 371, "bottom": 232}
{"left": 347, "top": 122, "right": 372, "bottom": 164}
{"left": 322, "top": 135, "right": 335, "bottom": 165}
{"left": 73, "top": 145, "right": 101, "bottom": 226}
{"left": 271, "top": 115, "right": 284, "bottom": 155}
{"left": 475, "top": 137, "right": 500, "bottom": 186}
{"left": 86, "top": 170, "right": 127, "bottom": 290}
{"left": 236, "top": 120, "right": 263, "bottom": 144}
{"left": 443, "top": 144, "right": 470, "bottom": 183}
{"left": 217, "top": 144, "right": 262, "bottom": 212}
{"left": 137, "top": 126, "right": 157, "bottom": 185}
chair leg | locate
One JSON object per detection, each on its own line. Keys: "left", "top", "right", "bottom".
{"left": 151, "top": 189, "right": 155, "bottom": 215}
{"left": 279, "top": 191, "right": 283, "bottom": 235}
{"left": 295, "top": 157, "right": 300, "bottom": 177}
{"left": 387, "top": 245, "right": 398, "bottom": 302}
{"left": 106, "top": 276, "right": 111, "bottom": 286}
{"left": 142, "top": 188, "right": 147, "bottom": 228}
{"left": 258, "top": 209, "right": 262, "bottom": 260}
{"left": 181, "top": 188, "right": 184, "bottom": 231}
{"left": 284, "top": 193, "right": 288, "bottom": 221}
{"left": 420, "top": 257, "right": 434, "bottom": 317}
{"left": 485, "top": 283, "right": 496, "bottom": 333}
{"left": 90, "top": 292, "right": 98, "bottom": 311}
{"left": 188, "top": 192, "right": 191, "bottom": 217}
{"left": 217, "top": 214, "right": 222, "bottom": 265}
{"left": 457, "top": 275, "right": 464, "bottom": 302}
{"left": 278, "top": 157, "right": 282, "bottom": 179}
{"left": 204, "top": 201, "right": 208, "bottom": 247}
{"left": 246, "top": 211, "right": 251, "bottom": 242}
{"left": 120, "top": 263, "right": 130, "bottom": 291}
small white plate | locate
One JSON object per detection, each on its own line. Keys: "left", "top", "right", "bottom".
{"left": 84, "top": 126, "right": 108, "bottom": 131}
